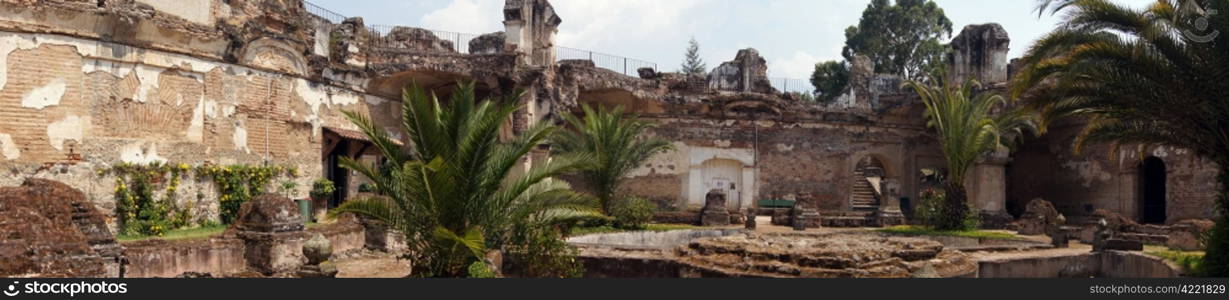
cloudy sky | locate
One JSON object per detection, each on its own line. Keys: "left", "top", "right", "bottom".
{"left": 307, "top": 0, "right": 1154, "bottom": 80}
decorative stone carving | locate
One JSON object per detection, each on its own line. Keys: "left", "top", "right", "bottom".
{"left": 700, "top": 189, "right": 731, "bottom": 226}
{"left": 234, "top": 194, "right": 307, "bottom": 275}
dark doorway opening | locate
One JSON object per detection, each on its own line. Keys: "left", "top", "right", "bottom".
{"left": 325, "top": 141, "right": 350, "bottom": 209}
{"left": 1139, "top": 156, "right": 1167, "bottom": 224}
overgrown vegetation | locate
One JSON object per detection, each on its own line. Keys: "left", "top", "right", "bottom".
{"left": 107, "top": 162, "right": 194, "bottom": 236}
{"left": 569, "top": 223, "right": 702, "bottom": 236}
{"left": 877, "top": 225, "right": 1017, "bottom": 240}
{"left": 196, "top": 165, "right": 298, "bottom": 224}
{"left": 116, "top": 224, "right": 228, "bottom": 243}
{"left": 911, "top": 187, "right": 979, "bottom": 231}
{"left": 1147, "top": 249, "right": 1205, "bottom": 274}
{"left": 329, "top": 83, "right": 602, "bottom": 278}
{"left": 810, "top": 60, "right": 849, "bottom": 102}
{"left": 552, "top": 104, "right": 673, "bottom": 217}
{"left": 906, "top": 79, "right": 1036, "bottom": 231}
{"left": 1017, "top": 0, "right": 1229, "bottom": 277}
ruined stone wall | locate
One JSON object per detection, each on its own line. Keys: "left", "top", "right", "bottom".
{"left": 1007, "top": 120, "right": 1221, "bottom": 224}
{"left": 615, "top": 112, "right": 937, "bottom": 212}
{"left": 0, "top": 1, "right": 401, "bottom": 230}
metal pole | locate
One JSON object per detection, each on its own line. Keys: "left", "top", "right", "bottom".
{"left": 624, "top": 58, "right": 628, "bottom": 75}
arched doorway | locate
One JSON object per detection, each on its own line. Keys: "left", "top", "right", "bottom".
{"left": 852, "top": 156, "right": 886, "bottom": 210}
{"left": 1139, "top": 156, "right": 1167, "bottom": 224}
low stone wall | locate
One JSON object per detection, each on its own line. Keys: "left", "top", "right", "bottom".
{"left": 307, "top": 219, "right": 366, "bottom": 257}
{"left": 122, "top": 237, "right": 247, "bottom": 278}
{"left": 977, "top": 251, "right": 1182, "bottom": 278}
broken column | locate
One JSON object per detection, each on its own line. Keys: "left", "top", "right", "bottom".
{"left": 234, "top": 194, "right": 307, "bottom": 275}
{"left": 503, "top": 0, "right": 561, "bottom": 66}
{"left": 948, "top": 23, "right": 1011, "bottom": 85}
{"left": 707, "top": 48, "right": 776, "bottom": 94}
{"left": 700, "top": 189, "right": 731, "bottom": 226}
{"left": 877, "top": 178, "right": 905, "bottom": 226}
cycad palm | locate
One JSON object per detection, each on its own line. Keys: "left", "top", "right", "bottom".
{"left": 906, "top": 79, "right": 1036, "bottom": 230}
{"left": 330, "top": 83, "right": 601, "bottom": 277}
{"left": 1015, "top": 0, "right": 1229, "bottom": 276}
{"left": 552, "top": 105, "right": 673, "bottom": 214}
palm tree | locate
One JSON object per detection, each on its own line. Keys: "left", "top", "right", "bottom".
{"left": 906, "top": 79, "right": 1036, "bottom": 230}
{"left": 552, "top": 105, "right": 673, "bottom": 214}
{"left": 1015, "top": 0, "right": 1229, "bottom": 276}
{"left": 330, "top": 83, "right": 601, "bottom": 277}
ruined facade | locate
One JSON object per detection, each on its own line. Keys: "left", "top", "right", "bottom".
{"left": 0, "top": 0, "right": 1218, "bottom": 238}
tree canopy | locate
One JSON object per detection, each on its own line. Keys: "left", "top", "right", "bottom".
{"left": 841, "top": 0, "right": 953, "bottom": 80}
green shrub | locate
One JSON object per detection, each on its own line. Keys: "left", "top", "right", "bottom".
{"left": 611, "top": 196, "right": 655, "bottom": 229}
{"left": 913, "top": 188, "right": 978, "bottom": 231}
{"left": 311, "top": 178, "right": 336, "bottom": 200}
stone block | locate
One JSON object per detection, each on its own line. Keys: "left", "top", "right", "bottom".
{"left": 234, "top": 194, "right": 307, "bottom": 275}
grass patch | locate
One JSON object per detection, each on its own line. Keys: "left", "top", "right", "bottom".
{"left": 876, "top": 225, "right": 1018, "bottom": 240}
{"left": 1147, "top": 249, "right": 1204, "bottom": 273}
{"left": 117, "top": 225, "right": 227, "bottom": 243}
{"left": 569, "top": 223, "right": 702, "bottom": 236}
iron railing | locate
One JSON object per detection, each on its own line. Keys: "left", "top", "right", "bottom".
{"left": 304, "top": 0, "right": 660, "bottom": 77}
{"left": 304, "top": 1, "right": 346, "bottom": 24}
{"left": 366, "top": 24, "right": 481, "bottom": 53}
{"left": 769, "top": 77, "right": 814, "bottom": 94}
{"left": 556, "top": 46, "right": 657, "bottom": 77}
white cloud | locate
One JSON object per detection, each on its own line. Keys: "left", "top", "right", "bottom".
{"left": 769, "top": 51, "right": 819, "bottom": 79}
{"left": 419, "top": 0, "right": 504, "bottom": 34}
{"left": 552, "top": 0, "right": 709, "bottom": 49}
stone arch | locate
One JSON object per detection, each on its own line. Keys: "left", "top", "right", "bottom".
{"left": 1138, "top": 156, "right": 1167, "bottom": 224}
{"left": 240, "top": 38, "right": 309, "bottom": 76}
{"left": 849, "top": 153, "right": 896, "bottom": 210}
{"left": 367, "top": 69, "right": 491, "bottom": 100}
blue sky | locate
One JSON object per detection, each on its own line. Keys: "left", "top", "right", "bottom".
{"left": 307, "top": 0, "right": 1155, "bottom": 80}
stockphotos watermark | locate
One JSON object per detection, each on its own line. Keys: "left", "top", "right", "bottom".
{"left": 4, "top": 280, "right": 127, "bottom": 297}
{"left": 1184, "top": 0, "right": 1220, "bottom": 43}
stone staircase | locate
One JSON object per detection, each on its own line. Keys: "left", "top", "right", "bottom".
{"left": 850, "top": 170, "right": 880, "bottom": 210}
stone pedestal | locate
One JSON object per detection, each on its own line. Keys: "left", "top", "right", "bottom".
{"left": 968, "top": 146, "right": 1011, "bottom": 226}
{"left": 876, "top": 178, "right": 905, "bottom": 226}
{"left": 234, "top": 194, "right": 307, "bottom": 275}
{"left": 790, "top": 194, "right": 821, "bottom": 230}
{"left": 700, "top": 189, "right": 731, "bottom": 226}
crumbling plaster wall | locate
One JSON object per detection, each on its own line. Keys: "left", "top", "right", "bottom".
{"left": 0, "top": 28, "right": 396, "bottom": 230}
{"left": 1007, "top": 120, "right": 1220, "bottom": 224}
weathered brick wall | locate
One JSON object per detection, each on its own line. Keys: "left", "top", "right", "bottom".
{"left": 0, "top": 30, "right": 398, "bottom": 230}
{"left": 1007, "top": 120, "right": 1220, "bottom": 224}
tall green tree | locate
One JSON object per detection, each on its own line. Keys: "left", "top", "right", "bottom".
{"left": 552, "top": 105, "right": 673, "bottom": 215}
{"left": 1015, "top": 0, "right": 1229, "bottom": 276}
{"left": 907, "top": 79, "right": 1036, "bottom": 230}
{"left": 330, "top": 83, "right": 601, "bottom": 277}
{"left": 680, "top": 36, "right": 707, "bottom": 76}
{"left": 841, "top": 0, "right": 953, "bottom": 81}
{"left": 811, "top": 60, "right": 850, "bottom": 102}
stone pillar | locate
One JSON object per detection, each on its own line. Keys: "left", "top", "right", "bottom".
{"left": 948, "top": 23, "right": 1011, "bottom": 85}
{"left": 234, "top": 194, "right": 307, "bottom": 275}
{"left": 503, "top": 0, "right": 561, "bottom": 67}
{"left": 968, "top": 146, "right": 1013, "bottom": 228}
{"left": 877, "top": 178, "right": 905, "bottom": 226}
{"left": 700, "top": 189, "right": 731, "bottom": 226}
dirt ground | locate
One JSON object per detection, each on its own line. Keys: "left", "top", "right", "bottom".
{"left": 334, "top": 253, "right": 412, "bottom": 278}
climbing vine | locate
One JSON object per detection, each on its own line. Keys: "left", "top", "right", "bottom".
{"left": 104, "top": 162, "right": 300, "bottom": 236}
{"left": 195, "top": 164, "right": 299, "bottom": 224}
{"left": 104, "top": 162, "right": 193, "bottom": 236}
